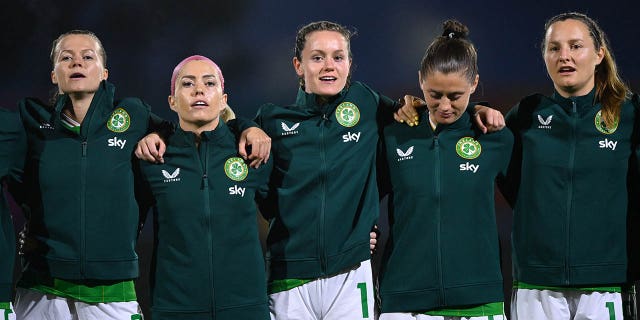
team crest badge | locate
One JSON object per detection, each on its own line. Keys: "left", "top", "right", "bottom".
{"left": 456, "top": 137, "right": 482, "bottom": 159}
{"left": 107, "top": 108, "right": 131, "bottom": 132}
{"left": 224, "top": 157, "right": 248, "bottom": 181}
{"left": 335, "top": 102, "right": 360, "bottom": 127}
{"left": 594, "top": 110, "right": 618, "bottom": 134}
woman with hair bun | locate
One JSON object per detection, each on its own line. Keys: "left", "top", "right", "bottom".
{"left": 377, "top": 19, "right": 512, "bottom": 320}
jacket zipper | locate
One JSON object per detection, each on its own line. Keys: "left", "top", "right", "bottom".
{"left": 565, "top": 100, "right": 577, "bottom": 285}
{"left": 199, "top": 140, "right": 216, "bottom": 316}
{"left": 319, "top": 113, "right": 328, "bottom": 273}
{"left": 434, "top": 134, "right": 445, "bottom": 304}
{"left": 80, "top": 140, "right": 87, "bottom": 276}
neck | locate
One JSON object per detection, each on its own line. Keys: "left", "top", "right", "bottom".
{"left": 66, "top": 92, "right": 95, "bottom": 124}
{"left": 180, "top": 118, "right": 220, "bottom": 137}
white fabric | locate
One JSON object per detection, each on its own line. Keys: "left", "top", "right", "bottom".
{"left": 379, "top": 312, "right": 504, "bottom": 320}
{"left": 269, "top": 260, "right": 374, "bottom": 320}
{"left": 1, "top": 302, "right": 16, "bottom": 320}
{"left": 511, "top": 287, "right": 622, "bottom": 320}
{"left": 14, "top": 288, "right": 142, "bottom": 320}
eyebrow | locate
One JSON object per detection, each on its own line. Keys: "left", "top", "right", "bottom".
{"left": 180, "top": 74, "right": 217, "bottom": 80}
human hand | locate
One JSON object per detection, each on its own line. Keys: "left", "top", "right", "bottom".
{"left": 135, "top": 133, "right": 166, "bottom": 163}
{"left": 238, "top": 127, "right": 271, "bottom": 168}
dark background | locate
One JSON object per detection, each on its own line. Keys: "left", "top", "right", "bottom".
{"left": 2, "top": 0, "right": 638, "bottom": 318}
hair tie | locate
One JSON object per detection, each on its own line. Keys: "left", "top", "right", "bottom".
{"left": 448, "top": 32, "right": 455, "bottom": 39}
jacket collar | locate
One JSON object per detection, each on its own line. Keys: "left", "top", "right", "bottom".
{"left": 551, "top": 87, "right": 596, "bottom": 113}
{"left": 172, "top": 119, "right": 232, "bottom": 146}
{"left": 294, "top": 85, "right": 349, "bottom": 112}
{"left": 429, "top": 109, "right": 472, "bottom": 134}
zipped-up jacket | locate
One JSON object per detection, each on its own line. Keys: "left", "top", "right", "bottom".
{"left": 255, "top": 81, "right": 397, "bottom": 280}
{"left": 0, "top": 109, "right": 20, "bottom": 301}
{"left": 12, "top": 81, "right": 168, "bottom": 281}
{"left": 137, "top": 122, "right": 271, "bottom": 320}
{"left": 499, "top": 89, "right": 640, "bottom": 286}
{"left": 378, "top": 110, "right": 513, "bottom": 313}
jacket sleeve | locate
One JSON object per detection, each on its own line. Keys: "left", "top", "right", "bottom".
{"left": 0, "top": 108, "right": 20, "bottom": 302}
{"left": 147, "top": 111, "right": 175, "bottom": 141}
{"left": 133, "top": 159, "right": 155, "bottom": 237}
{"left": 496, "top": 105, "right": 522, "bottom": 208}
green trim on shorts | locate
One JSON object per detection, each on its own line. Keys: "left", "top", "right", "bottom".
{"left": 514, "top": 281, "right": 622, "bottom": 293}
{"left": 0, "top": 302, "right": 10, "bottom": 309}
{"left": 424, "top": 302, "right": 504, "bottom": 316}
{"left": 268, "top": 279, "right": 313, "bottom": 294}
{"left": 19, "top": 272, "right": 137, "bottom": 303}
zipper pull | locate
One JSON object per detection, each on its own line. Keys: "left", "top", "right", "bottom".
{"left": 81, "top": 141, "right": 87, "bottom": 156}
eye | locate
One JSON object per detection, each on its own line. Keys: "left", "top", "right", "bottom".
{"left": 429, "top": 92, "right": 443, "bottom": 99}
{"left": 205, "top": 80, "right": 216, "bottom": 87}
{"left": 60, "top": 55, "right": 72, "bottom": 61}
{"left": 448, "top": 94, "right": 462, "bottom": 101}
{"left": 334, "top": 55, "right": 345, "bottom": 62}
{"left": 311, "top": 55, "right": 323, "bottom": 62}
{"left": 83, "top": 55, "right": 94, "bottom": 60}
{"left": 570, "top": 44, "right": 583, "bottom": 50}
{"left": 548, "top": 46, "right": 559, "bottom": 52}
{"left": 181, "top": 80, "right": 194, "bottom": 87}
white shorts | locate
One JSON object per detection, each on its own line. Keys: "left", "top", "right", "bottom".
{"left": 14, "top": 288, "right": 143, "bottom": 320}
{"left": 511, "top": 287, "right": 623, "bottom": 320}
{"left": 379, "top": 313, "right": 504, "bottom": 320}
{"left": 1, "top": 302, "right": 16, "bottom": 320}
{"left": 269, "top": 260, "right": 374, "bottom": 320}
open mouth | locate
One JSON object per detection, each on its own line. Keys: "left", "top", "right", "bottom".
{"left": 319, "top": 76, "right": 337, "bottom": 82}
{"left": 191, "top": 101, "right": 208, "bottom": 107}
{"left": 558, "top": 66, "right": 576, "bottom": 75}
{"left": 70, "top": 73, "right": 86, "bottom": 79}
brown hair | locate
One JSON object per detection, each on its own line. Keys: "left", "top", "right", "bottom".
{"left": 419, "top": 19, "right": 478, "bottom": 84}
{"left": 543, "top": 12, "right": 629, "bottom": 127}
{"left": 293, "top": 21, "right": 355, "bottom": 88}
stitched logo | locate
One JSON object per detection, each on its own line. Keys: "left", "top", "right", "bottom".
{"left": 107, "top": 108, "right": 130, "bottom": 132}
{"left": 335, "top": 102, "right": 360, "bottom": 127}
{"left": 594, "top": 110, "right": 619, "bottom": 134}
{"left": 396, "top": 146, "right": 414, "bottom": 161}
{"left": 537, "top": 114, "right": 552, "bottom": 129}
{"left": 224, "top": 157, "right": 248, "bottom": 181}
{"left": 455, "top": 137, "right": 482, "bottom": 159}
{"left": 281, "top": 122, "right": 300, "bottom": 136}
{"left": 162, "top": 168, "right": 181, "bottom": 182}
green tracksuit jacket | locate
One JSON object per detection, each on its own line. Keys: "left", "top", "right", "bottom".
{"left": 0, "top": 109, "right": 20, "bottom": 302}
{"left": 12, "top": 80, "right": 168, "bottom": 281}
{"left": 137, "top": 122, "right": 271, "bottom": 320}
{"left": 378, "top": 110, "right": 513, "bottom": 313}
{"left": 499, "top": 89, "right": 640, "bottom": 286}
{"left": 255, "top": 81, "right": 397, "bottom": 280}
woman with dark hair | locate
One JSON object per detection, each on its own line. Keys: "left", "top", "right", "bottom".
{"left": 378, "top": 19, "right": 512, "bottom": 320}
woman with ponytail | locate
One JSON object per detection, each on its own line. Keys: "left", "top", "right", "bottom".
{"left": 498, "top": 12, "right": 638, "bottom": 319}
{"left": 377, "top": 19, "right": 512, "bottom": 320}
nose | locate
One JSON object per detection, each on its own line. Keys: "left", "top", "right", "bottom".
{"left": 193, "top": 82, "right": 205, "bottom": 96}
{"left": 71, "top": 55, "right": 83, "bottom": 67}
{"left": 558, "top": 46, "right": 570, "bottom": 62}
{"left": 323, "top": 58, "right": 335, "bottom": 70}
{"left": 438, "top": 98, "right": 452, "bottom": 110}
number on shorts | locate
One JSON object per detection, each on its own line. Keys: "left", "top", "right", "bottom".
{"left": 131, "top": 314, "right": 142, "bottom": 320}
{"left": 4, "top": 309, "right": 13, "bottom": 320}
{"left": 606, "top": 301, "right": 615, "bottom": 320}
{"left": 357, "top": 282, "right": 369, "bottom": 318}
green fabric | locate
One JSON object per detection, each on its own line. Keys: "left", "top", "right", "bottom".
{"left": 268, "top": 278, "right": 313, "bottom": 294}
{"left": 515, "top": 281, "right": 622, "bottom": 293}
{"left": 0, "top": 302, "right": 10, "bottom": 309}
{"left": 19, "top": 272, "right": 136, "bottom": 303}
{"left": 425, "top": 302, "right": 503, "bottom": 316}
